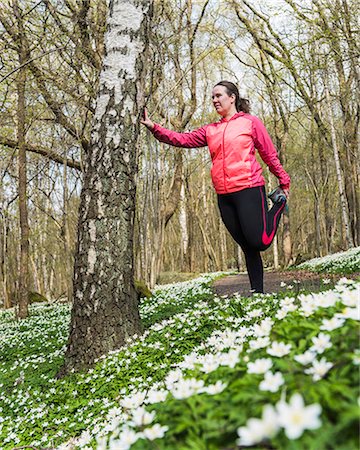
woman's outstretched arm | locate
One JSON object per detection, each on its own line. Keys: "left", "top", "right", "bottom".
{"left": 141, "top": 108, "right": 207, "bottom": 148}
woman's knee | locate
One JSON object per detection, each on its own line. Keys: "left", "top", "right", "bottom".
{"left": 243, "top": 226, "right": 276, "bottom": 251}
{"left": 242, "top": 233, "right": 267, "bottom": 251}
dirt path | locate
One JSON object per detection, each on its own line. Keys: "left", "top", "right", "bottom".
{"left": 212, "top": 270, "right": 360, "bottom": 297}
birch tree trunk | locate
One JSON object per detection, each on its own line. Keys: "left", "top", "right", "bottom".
{"left": 179, "top": 182, "right": 188, "bottom": 263}
{"left": 59, "top": 0, "right": 153, "bottom": 375}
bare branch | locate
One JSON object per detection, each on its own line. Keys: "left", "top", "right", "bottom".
{"left": 0, "top": 137, "right": 82, "bottom": 171}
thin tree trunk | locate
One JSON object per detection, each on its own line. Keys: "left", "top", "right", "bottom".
{"left": 63, "top": 156, "right": 73, "bottom": 302}
{"left": 325, "top": 85, "right": 354, "bottom": 248}
{"left": 278, "top": 133, "right": 292, "bottom": 267}
{"left": 185, "top": 177, "right": 195, "bottom": 272}
{"left": 15, "top": 0, "right": 29, "bottom": 319}
{"left": 318, "top": 137, "right": 330, "bottom": 254}
{"left": 196, "top": 211, "right": 220, "bottom": 270}
{"left": 179, "top": 182, "right": 188, "bottom": 269}
{"left": 236, "top": 245, "right": 244, "bottom": 272}
{"left": 219, "top": 220, "right": 227, "bottom": 271}
{"left": 1, "top": 210, "right": 11, "bottom": 308}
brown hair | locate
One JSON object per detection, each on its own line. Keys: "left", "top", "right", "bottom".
{"left": 214, "top": 80, "right": 250, "bottom": 113}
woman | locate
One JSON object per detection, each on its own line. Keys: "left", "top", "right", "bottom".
{"left": 141, "top": 80, "right": 290, "bottom": 293}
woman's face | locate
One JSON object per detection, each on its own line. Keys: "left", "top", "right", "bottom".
{"left": 212, "top": 85, "right": 236, "bottom": 116}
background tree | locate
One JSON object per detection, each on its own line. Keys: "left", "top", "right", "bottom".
{"left": 0, "top": 0, "right": 358, "bottom": 313}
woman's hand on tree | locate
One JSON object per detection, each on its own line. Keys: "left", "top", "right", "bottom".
{"left": 140, "top": 107, "right": 154, "bottom": 130}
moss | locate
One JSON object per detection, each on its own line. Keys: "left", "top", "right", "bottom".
{"left": 28, "top": 292, "right": 48, "bottom": 304}
{"left": 134, "top": 279, "right": 152, "bottom": 299}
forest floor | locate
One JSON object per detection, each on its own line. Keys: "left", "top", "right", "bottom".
{"left": 212, "top": 269, "right": 360, "bottom": 297}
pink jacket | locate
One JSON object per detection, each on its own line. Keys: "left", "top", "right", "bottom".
{"left": 151, "top": 111, "right": 290, "bottom": 195}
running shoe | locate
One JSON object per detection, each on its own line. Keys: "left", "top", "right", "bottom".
{"left": 268, "top": 186, "right": 287, "bottom": 204}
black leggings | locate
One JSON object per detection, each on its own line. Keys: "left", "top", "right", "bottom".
{"left": 217, "top": 186, "right": 286, "bottom": 293}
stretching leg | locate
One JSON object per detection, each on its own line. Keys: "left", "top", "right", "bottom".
{"left": 232, "top": 186, "right": 286, "bottom": 251}
{"left": 217, "top": 195, "right": 264, "bottom": 293}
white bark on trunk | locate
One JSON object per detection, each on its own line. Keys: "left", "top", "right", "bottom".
{"left": 179, "top": 182, "right": 188, "bottom": 256}
{"left": 59, "top": 0, "right": 153, "bottom": 375}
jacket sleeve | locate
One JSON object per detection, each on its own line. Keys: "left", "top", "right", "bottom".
{"left": 251, "top": 116, "right": 291, "bottom": 190}
{"left": 150, "top": 123, "right": 208, "bottom": 148}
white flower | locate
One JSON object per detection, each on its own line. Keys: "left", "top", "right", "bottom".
{"left": 237, "top": 405, "right": 280, "bottom": 446}
{"left": 304, "top": 357, "right": 333, "bottom": 381}
{"left": 164, "top": 369, "right": 183, "bottom": 389}
{"left": 259, "top": 371, "right": 285, "bottom": 392}
{"left": 247, "top": 358, "right": 273, "bottom": 374}
{"left": 310, "top": 333, "right": 332, "bottom": 354}
{"left": 109, "top": 428, "right": 141, "bottom": 450}
{"left": 280, "top": 281, "right": 287, "bottom": 287}
{"left": 294, "top": 350, "right": 317, "bottom": 365}
{"left": 320, "top": 317, "right": 345, "bottom": 331}
{"left": 352, "top": 350, "right": 360, "bottom": 365}
{"left": 299, "top": 293, "right": 320, "bottom": 316}
{"left": 170, "top": 378, "right": 204, "bottom": 399}
{"left": 276, "top": 309, "right": 288, "bottom": 320}
{"left": 322, "top": 278, "right": 331, "bottom": 284}
{"left": 267, "top": 341, "right": 292, "bottom": 357}
{"left": 260, "top": 405, "right": 281, "bottom": 437}
{"left": 248, "top": 336, "right": 270, "bottom": 351}
{"left": 253, "top": 318, "right": 273, "bottom": 337}
{"left": 120, "top": 391, "right": 146, "bottom": 409}
{"left": 218, "top": 329, "right": 239, "bottom": 348}
{"left": 276, "top": 393, "right": 322, "bottom": 439}
{"left": 285, "top": 303, "right": 297, "bottom": 313}
{"left": 237, "top": 418, "right": 264, "bottom": 446}
{"left": 300, "top": 302, "right": 317, "bottom": 317}
{"left": 78, "top": 430, "right": 92, "bottom": 445}
{"left": 247, "top": 308, "right": 264, "bottom": 318}
{"left": 338, "top": 277, "right": 354, "bottom": 285}
{"left": 142, "top": 423, "right": 168, "bottom": 440}
{"left": 316, "top": 292, "right": 337, "bottom": 308}
{"left": 95, "top": 436, "right": 108, "bottom": 450}
{"left": 200, "top": 354, "right": 220, "bottom": 373}
{"left": 277, "top": 297, "right": 297, "bottom": 318}
{"left": 146, "top": 389, "right": 168, "bottom": 405}
{"left": 130, "top": 406, "right": 155, "bottom": 426}
{"left": 107, "top": 407, "right": 124, "bottom": 419}
{"left": 280, "top": 297, "right": 295, "bottom": 307}
{"left": 202, "top": 381, "right": 227, "bottom": 395}
{"left": 338, "top": 307, "right": 359, "bottom": 321}
{"left": 341, "top": 288, "right": 359, "bottom": 307}
{"left": 219, "top": 348, "right": 241, "bottom": 368}
{"left": 180, "top": 352, "right": 199, "bottom": 370}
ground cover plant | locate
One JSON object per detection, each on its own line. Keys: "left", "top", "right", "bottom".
{"left": 297, "top": 246, "right": 360, "bottom": 274}
{"left": 0, "top": 268, "right": 359, "bottom": 449}
{"left": 0, "top": 274, "right": 222, "bottom": 449}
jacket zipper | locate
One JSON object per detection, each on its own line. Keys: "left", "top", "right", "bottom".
{"left": 222, "top": 121, "right": 230, "bottom": 193}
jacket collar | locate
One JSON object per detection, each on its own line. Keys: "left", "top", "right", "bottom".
{"left": 219, "top": 111, "right": 245, "bottom": 123}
